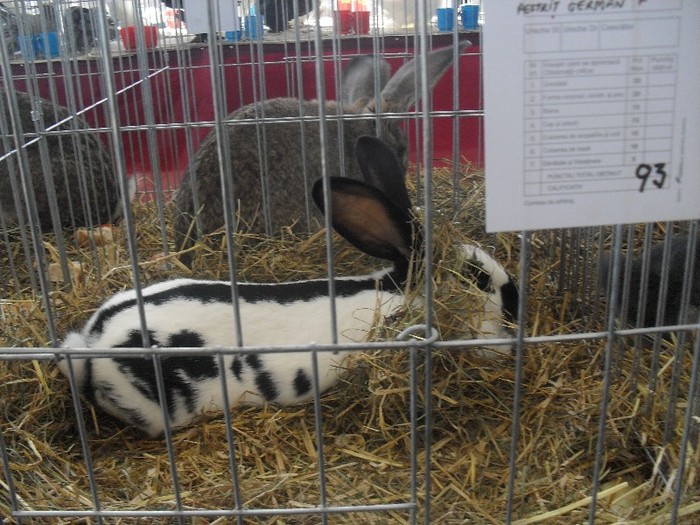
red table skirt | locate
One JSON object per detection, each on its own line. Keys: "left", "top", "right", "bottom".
{"left": 7, "top": 33, "right": 482, "bottom": 193}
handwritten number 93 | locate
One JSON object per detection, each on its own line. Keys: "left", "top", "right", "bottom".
{"left": 635, "top": 163, "right": 667, "bottom": 192}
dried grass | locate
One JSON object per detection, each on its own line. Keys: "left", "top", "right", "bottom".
{"left": 1, "top": 166, "right": 698, "bottom": 524}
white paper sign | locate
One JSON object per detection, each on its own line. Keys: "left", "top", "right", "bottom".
{"left": 182, "top": 0, "right": 240, "bottom": 33}
{"left": 483, "top": 0, "right": 700, "bottom": 232}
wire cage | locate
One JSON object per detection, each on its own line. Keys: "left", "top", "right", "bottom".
{"left": 1, "top": 0, "right": 699, "bottom": 524}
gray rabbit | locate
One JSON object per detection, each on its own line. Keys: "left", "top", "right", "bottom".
{"left": 63, "top": 7, "right": 97, "bottom": 54}
{"left": 0, "top": 90, "right": 124, "bottom": 231}
{"left": 600, "top": 234, "right": 700, "bottom": 327}
{"left": 173, "top": 42, "right": 468, "bottom": 265}
{"left": 62, "top": 6, "right": 116, "bottom": 54}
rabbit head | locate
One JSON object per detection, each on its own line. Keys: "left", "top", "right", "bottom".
{"left": 63, "top": 7, "right": 97, "bottom": 53}
{"left": 315, "top": 136, "right": 518, "bottom": 352}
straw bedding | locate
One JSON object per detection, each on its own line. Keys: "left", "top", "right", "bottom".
{"left": 1, "top": 167, "right": 698, "bottom": 524}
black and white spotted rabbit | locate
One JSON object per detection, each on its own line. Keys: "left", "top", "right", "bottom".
{"left": 59, "top": 135, "right": 518, "bottom": 437}
{"left": 173, "top": 42, "right": 468, "bottom": 266}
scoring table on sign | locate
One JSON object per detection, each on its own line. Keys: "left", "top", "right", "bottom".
{"left": 524, "top": 53, "right": 676, "bottom": 197}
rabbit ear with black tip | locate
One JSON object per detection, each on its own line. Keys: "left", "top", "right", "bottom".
{"left": 380, "top": 41, "right": 470, "bottom": 113}
{"left": 312, "top": 176, "right": 413, "bottom": 263}
{"left": 341, "top": 56, "right": 391, "bottom": 111}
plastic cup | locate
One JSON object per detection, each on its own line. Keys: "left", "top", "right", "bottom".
{"left": 225, "top": 30, "right": 242, "bottom": 41}
{"left": 354, "top": 11, "right": 370, "bottom": 34}
{"left": 461, "top": 4, "right": 479, "bottom": 29}
{"left": 37, "top": 32, "right": 60, "bottom": 58}
{"left": 245, "top": 15, "right": 264, "bottom": 39}
{"left": 436, "top": 8, "right": 454, "bottom": 32}
{"left": 120, "top": 25, "right": 158, "bottom": 50}
{"left": 17, "top": 35, "right": 38, "bottom": 59}
{"left": 333, "top": 10, "right": 354, "bottom": 34}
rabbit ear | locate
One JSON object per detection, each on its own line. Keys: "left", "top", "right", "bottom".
{"left": 341, "top": 56, "right": 391, "bottom": 111}
{"left": 312, "top": 177, "right": 413, "bottom": 263}
{"left": 354, "top": 136, "right": 412, "bottom": 213}
{"left": 379, "top": 41, "right": 469, "bottom": 113}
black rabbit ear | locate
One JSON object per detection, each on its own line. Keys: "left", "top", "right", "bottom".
{"left": 355, "top": 136, "right": 412, "bottom": 213}
{"left": 312, "top": 177, "right": 413, "bottom": 262}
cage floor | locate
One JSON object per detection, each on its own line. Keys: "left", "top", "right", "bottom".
{"left": 1, "top": 168, "right": 698, "bottom": 524}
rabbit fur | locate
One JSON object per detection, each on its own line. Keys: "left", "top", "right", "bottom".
{"left": 63, "top": 7, "right": 97, "bottom": 53}
{"left": 62, "top": 6, "right": 116, "bottom": 54}
{"left": 59, "top": 135, "right": 518, "bottom": 437}
{"left": 173, "top": 42, "right": 468, "bottom": 266}
{"left": 0, "top": 90, "right": 127, "bottom": 231}
{"left": 599, "top": 233, "right": 700, "bottom": 327}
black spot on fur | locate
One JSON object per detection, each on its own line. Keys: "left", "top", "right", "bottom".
{"left": 116, "top": 330, "right": 160, "bottom": 348}
{"left": 83, "top": 359, "right": 95, "bottom": 401}
{"left": 111, "top": 355, "right": 218, "bottom": 416}
{"left": 231, "top": 357, "right": 243, "bottom": 381}
{"left": 180, "top": 356, "right": 219, "bottom": 380}
{"left": 293, "top": 368, "right": 312, "bottom": 397}
{"left": 109, "top": 358, "right": 160, "bottom": 405}
{"left": 466, "top": 261, "right": 492, "bottom": 293}
{"left": 500, "top": 279, "right": 519, "bottom": 325}
{"left": 167, "top": 329, "right": 205, "bottom": 348}
{"left": 255, "top": 370, "right": 279, "bottom": 401}
{"left": 261, "top": 0, "right": 312, "bottom": 32}
{"left": 95, "top": 383, "right": 150, "bottom": 429}
{"left": 245, "top": 354, "right": 262, "bottom": 370}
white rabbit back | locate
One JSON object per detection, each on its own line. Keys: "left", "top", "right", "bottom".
{"left": 60, "top": 275, "right": 405, "bottom": 436}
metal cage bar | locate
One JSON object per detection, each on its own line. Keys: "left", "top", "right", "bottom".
{"left": 1, "top": 1, "right": 698, "bottom": 524}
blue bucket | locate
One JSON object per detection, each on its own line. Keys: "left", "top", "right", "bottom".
{"left": 37, "top": 32, "right": 60, "bottom": 58}
{"left": 245, "top": 15, "right": 264, "bottom": 40}
{"left": 436, "top": 8, "right": 454, "bottom": 32}
{"left": 225, "top": 30, "right": 242, "bottom": 42}
{"left": 460, "top": 4, "right": 479, "bottom": 30}
{"left": 17, "top": 34, "right": 39, "bottom": 60}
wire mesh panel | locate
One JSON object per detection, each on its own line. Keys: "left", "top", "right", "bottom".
{"left": 1, "top": 1, "right": 698, "bottom": 524}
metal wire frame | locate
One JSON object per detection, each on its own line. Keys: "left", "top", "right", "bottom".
{"left": 0, "top": 1, "right": 465, "bottom": 524}
{"left": 557, "top": 221, "right": 700, "bottom": 506}
{"left": 1, "top": 1, "right": 699, "bottom": 524}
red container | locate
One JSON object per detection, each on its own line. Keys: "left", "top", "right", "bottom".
{"left": 120, "top": 25, "right": 158, "bottom": 50}
{"left": 354, "top": 11, "right": 370, "bottom": 34}
{"left": 333, "top": 10, "right": 354, "bottom": 34}
{"left": 334, "top": 10, "right": 370, "bottom": 35}
{"left": 164, "top": 8, "right": 183, "bottom": 29}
